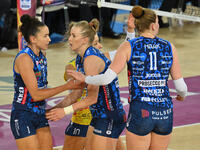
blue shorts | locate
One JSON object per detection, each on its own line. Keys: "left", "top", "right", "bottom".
{"left": 126, "top": 100, "right": 173, "bottom": 136}
{"left": 90, "top": 118, "right": 95, "bottom": 127}
{"left": 91, "top": 115, "right": 126, "bottom": 139}
{"left": 65, "top": 121, "right": 89, "bottom": 137}
{"left": 10, "top": 110, "right": 49, "bottom": 139}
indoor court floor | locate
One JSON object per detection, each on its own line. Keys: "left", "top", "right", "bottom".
{"left": 0, "top": 21, "right": 200, "bottom": 150}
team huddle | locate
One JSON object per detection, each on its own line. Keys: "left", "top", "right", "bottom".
{"left": 10, "top": 5, "right": 188, "bottom": 150}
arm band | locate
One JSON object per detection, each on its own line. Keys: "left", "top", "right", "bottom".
{"left": 108, "top": 50, "right": 117, "bottom": 62}
{"left": 125, "top": 31, "right": 135, "bottom": 41}
{"left": 173, "top": 78, "right": 188, "bottom": 97}
{"left": 64, "top": 105, "right": 74, "bottom": 115}
{"left": 85, "top": 68, "right": 117, "bottom": 85}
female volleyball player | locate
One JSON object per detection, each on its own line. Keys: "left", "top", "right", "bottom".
{"left": 47, "top": 14, "right": 135, "bottom": 150}
{"left": 67, "top": 6, "right": 188, "bottom": 150}
{"left": 46, "top": 18, "right": 127, "bottom": 150}
{"left": 10, "top": 14, "right": 82, "bottom": 150}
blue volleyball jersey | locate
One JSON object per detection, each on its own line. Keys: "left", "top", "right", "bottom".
{"left": 127, "top": 36, "right": 173, "bottom": 108}
{"left": 76, "top": 46, "right": 125, "bottom": 119}
{"left": 12, "top": 47, "right": 48, "bottom": 114}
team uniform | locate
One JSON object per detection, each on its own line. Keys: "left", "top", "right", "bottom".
{"left": 65, "top": 59, "right": 92, "bottom": 137}
{"left": 76, "top": 46, "right": 126, "bottom": 138}
{"left": 126, "top": 36, "right": 173, "bottom": 135}
{"left": 10, "top": 47, "right": 49, "bottom": 139}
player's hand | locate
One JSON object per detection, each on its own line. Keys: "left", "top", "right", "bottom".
{"left": 127, "top": 13, "right": 135, "bottom": 33}
{"left": 46, "top": 108, "right": 65, "bottom": 121}
{"left": 66, "top": 78, "right": 86, "bottom": 90}
{"left": 67, "top": 70, "right": 86, "bottom": 83}
{"left": 45, "top": 109, "right": 51, "bottom": 113}
{"left": 176, "top": 95, "right": 185, "bottom": 101}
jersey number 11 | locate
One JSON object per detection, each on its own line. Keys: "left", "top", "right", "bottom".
{"left": 149, "top": 52, "right": 157, "bottom": 70}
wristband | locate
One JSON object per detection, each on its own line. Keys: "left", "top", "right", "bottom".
{"left": 125, "top": 31, "right": 135, "bottom": 41}
{"left": 64, "top": 105, "right": 74, "bottom": 115}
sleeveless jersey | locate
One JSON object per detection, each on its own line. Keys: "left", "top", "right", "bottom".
{"left": 76, "top": 46, "right": 125, "bottom": 119}
{"left": 67, "top": 59, "right": 92, "bottom": 125}
{"left": 12, "top": 47, "right": 47, "bottom": 114}
{"left": 127, "top": 36, "right": 173, "bottom": 108}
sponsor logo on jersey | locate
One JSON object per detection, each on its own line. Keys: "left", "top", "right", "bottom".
{"left": 162, "top": 61, "right": 172, "bottom": 64}
{"left": 138, "top": 80, "right": 166, "bottom": 87}
{"left": 146, "top": 73, "right": 161, "bottom": 78}
{"left": 161, "top": 56, "right": 172, "bottom": 58}
{"left": 143, "top": 88, "right": 164, "bottom": 96}
{"left": 141, "top": 97, "right": 167, "bottom": 102}
{"left": 132, "top": 61, "right": 144, "bottom": 65}
{"left": 16, "top": 87, "right": 24, "bottom": 103}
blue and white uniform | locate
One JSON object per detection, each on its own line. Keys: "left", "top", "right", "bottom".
{"left": 126, "top": 36, "right": 174, "bottom": 135}
{"left": 76, "top": 46, "right": 126, "bottom": 138}
{"left": 10, "top": 47, "right": 49, "bottom": 139}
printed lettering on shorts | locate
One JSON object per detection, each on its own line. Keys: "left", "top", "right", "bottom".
{"left": 73, "top": 128, "right": 81, "bottom": 135}
{"left": 126, "top": 113, "right": 132, "bottom": 127}
{"left": 141, "top": 109, "right": 150, "bottom": 118}
{"left": 14, "top": 119, "right": 20, "bottom": 136}
{"left": 106, "top": 119, "right": 114, "bottom": 135}
{"left": 151, "top": 108, "right": 172, "bottom": 120}
{"left": 94, "top": 128, "right": 102, "bottom": 134}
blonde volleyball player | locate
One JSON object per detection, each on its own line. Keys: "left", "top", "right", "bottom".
{"left": 46, "top": 15, "right": 135, "bottom": 150}
{"left": 47, "top": 14, "right": 135, "bottom": 150}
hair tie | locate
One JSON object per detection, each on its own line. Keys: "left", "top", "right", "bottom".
{"left": 88, "top": 22, "right": 96, "bottom": 32}
{"left": 88, "top": 22, "right": 93, "bottom": 27}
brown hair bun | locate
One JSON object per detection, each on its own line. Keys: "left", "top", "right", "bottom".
{"left": 131, "top": 5, "right": 145, "bottom": 19}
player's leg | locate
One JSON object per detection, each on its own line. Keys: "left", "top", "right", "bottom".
{"left": 91, "top": 134, "right": 118, "bottom": 150}
{"left": 10, "top": 110, "right": 52, "bottom": 150}
{"left": 91, "top": 117, "right": 126, "bottom": 150}
{"left": 16, "top": 135, "right": 40, "bottom": 150}
{"left": 36, "top": 126, "right": 53, "bottom": 150}
{"left": 126, "top": 130, "right": 151, "bottom": 150}
{"left": 149, "top": 106, "right": 173, "bottom": 150}
{"left": 85, "top": 125, "right": 94, "bottom": 150}
{"left": 149, "top": 132, "right": 171, "bottom": 150}
{"left": 116, "top": 137, "right": 125, "bottom": 150}
{"left": 63, "top": 135, "right": 86, "bottom": 150}
{"left": 126, "top": 100, "right": 152, "bottom": 150}
{"left": 62, "top": 121, "right": 89, "bottom": 150}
